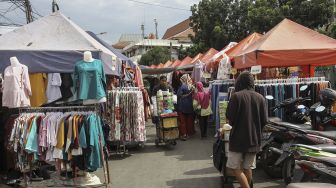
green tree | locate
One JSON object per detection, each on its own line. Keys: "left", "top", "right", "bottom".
{"left": 139, "top": 47, "right": 171, "bottom": 66}
{"left": 187, "top": 0, "right": 334, "bottom": 57}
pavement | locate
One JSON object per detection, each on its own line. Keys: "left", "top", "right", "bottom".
{"left": 0, "top": 123, "right": 285, "bottom": 188}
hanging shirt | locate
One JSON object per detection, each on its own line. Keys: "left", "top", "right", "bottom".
{"left": 74, "top": 59, "right": 106, "bottom": 100}
{"left": 2, "top": 64, "right": 32, "bottom": 108}
{"left": 29, "top": 73, "right": 47, "bottom": 107}
{"left": 46, "top": 73, "right": 62, "bottom": 103}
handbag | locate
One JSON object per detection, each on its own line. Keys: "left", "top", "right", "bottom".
{"left": 213, "top": 138, "right": 225, "bottom": 172}
{"left": 193, "top": 99, "right": 201, "bottom": 115}
{"left": 201, "top": 100, "right": 212, "bottom": 116}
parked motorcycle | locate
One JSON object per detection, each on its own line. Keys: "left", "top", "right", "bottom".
{"left": 260, "top": 120, "right": 335, "bottom": 178}
{"left": 280, "top": 143, "right": 336, "bottom": 184}
{"left": 260, "top": 88, "right": 336, "bottom": 178}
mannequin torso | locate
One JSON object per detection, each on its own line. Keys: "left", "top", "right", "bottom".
{"left": 80, "top": 51, "right": 106, "bottom": 104}
{"left": 83, "top": 51, "right": 94, "bottom": 62}
{"left": 10, "top": 57, "right": 21, "bottom": 66}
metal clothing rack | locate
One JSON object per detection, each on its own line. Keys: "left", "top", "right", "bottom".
{"left": 210, "top": 79, "right": 235, "bottom": 85}
{"left": 255, "top": 77, "right": 326, "bottom": 85}
{"left": 106, "top": 89, "right": 145, "bottom": 157}
{"left": 16, "top": 105, "right": 110, "bottom": 188}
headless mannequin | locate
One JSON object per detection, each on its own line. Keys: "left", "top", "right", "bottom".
{"left": 82, "top": 51, "right": 107, "bottom": 105}
{"left": 10, "top": 56, "right": 21, "bottom": 66}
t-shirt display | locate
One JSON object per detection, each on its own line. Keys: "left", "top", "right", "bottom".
{"left": 74, "top": 59, "right": 106, "bottom": 100}
{"left": 46, "top": 73, "right": 62, "bottom": 103}
{"left": 29, "top": 73, "right": 47, "bottom": 107}
{"left": 2, "top": 63, "right": 32, "bottom": 108}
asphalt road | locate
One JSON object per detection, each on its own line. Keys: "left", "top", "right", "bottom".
{"left": 3, "top": 123, "right": 285, "bottom": 188}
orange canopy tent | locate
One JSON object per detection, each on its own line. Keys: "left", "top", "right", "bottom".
{"left": 226, "top": 32, "right": 262, "bottom": 59}
{"left": 202, "top": 48, "right": 219, "bottom": 65}
{"left": 190, "top": 53, "right": 203, "bottom": 65}
{"left": 171, "top": 59, "right": 182, "bottom": 67}
{"left": 156, "top": 63, "right": 164, "bottom": 69}
{"left": 234, "top": 19, "right": 336, "bottom": 74}
{"left": 179, "top": 56, "right": 193, "bottom": 67}
{"left": 163, "top": 60, "right": 173, "bottom": 68}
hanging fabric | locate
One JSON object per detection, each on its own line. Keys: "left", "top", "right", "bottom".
{"left": 106, "top": 88, "right": 146, "bottom": 142}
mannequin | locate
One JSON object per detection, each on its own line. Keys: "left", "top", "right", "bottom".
{"left": 10, "top": 56, "right": 21, "bottom": 66}
{"left": 2, "top": 56, "right": 32, "bottom": 108}
{"left": 83, "top": 51, "right": 94, "bottom": 62}
{"left": 80, "top": 51, "right": 107, "bottom": 104}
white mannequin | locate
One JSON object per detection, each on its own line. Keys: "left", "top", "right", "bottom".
{"left": 81, "top": 51, "right": 107, "bottom": 104}
{"left": 83, "top": 51, "right": 94, "bottom": 62}
{"left": 10, "top": 56, "right": 21, "bottom": 66}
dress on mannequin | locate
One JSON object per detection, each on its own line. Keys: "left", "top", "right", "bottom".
{"left": 2, "top": 57, "right": 32, "bottom": 108}
{"left": 74, "top": 51, "right": 107, "bottom": 104}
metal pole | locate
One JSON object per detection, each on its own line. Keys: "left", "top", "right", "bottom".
{"left": 24, "top": 0, "right": 33, "bottom": 23}
{"left": 154, "top": 19, "right": 158, "bottom": 39}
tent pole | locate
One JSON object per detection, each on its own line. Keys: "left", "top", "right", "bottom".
{"left": 309, "top": 65, "right": 315, "bottom": 77}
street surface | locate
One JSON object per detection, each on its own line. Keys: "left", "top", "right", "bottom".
{"left": 2, "top": 123, "right": 285, "bottom": 188}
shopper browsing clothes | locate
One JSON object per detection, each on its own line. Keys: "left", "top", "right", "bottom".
{"left": 177, "top": 74, "right": 195, "bottom": 141}
{"left": 226, "top": 71, "right": 268, "bottom": 188}
{"left": 193, "top": 82, "right": 212, "bottom": 138}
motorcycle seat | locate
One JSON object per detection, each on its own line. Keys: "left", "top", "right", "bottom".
{"left": 308, "top": 131, "right": 336, "bottom": 141}
{"left": 269, "top": 119, "right": 312, "bottom": 130}
{"left": 314, "top": 144, "right": 336, "bottom": 154}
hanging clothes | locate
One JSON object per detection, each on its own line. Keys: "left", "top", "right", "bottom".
{"left": 29, "top": 73, "right": 48, "bottom": 107}
{"left": 106, "top": 89, "right": 146, "bottom": 142}
{"left": 2, "top": 64, "right": 32, "bottom": 108}
{"left": 46, "top": 73, "right": 62, "bottom": 103}
{"left": 6, "top": 110, "right": 105, "bottom": 172}
{"left": 74, "top": 59, "right": 106, "bottom": 100}
{"left": 60, "top": 73, "right": 74, "bottom": 100}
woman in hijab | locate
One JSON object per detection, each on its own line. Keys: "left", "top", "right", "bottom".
{"left": 177, "top": 74, "right": 195, "bottom": 140}
{"left": 193, "top": 82, "right": 211, "bottom": 138}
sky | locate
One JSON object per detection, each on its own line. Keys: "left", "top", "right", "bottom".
{"left": 1, "top": 0, "right": 200, "bottom": 44}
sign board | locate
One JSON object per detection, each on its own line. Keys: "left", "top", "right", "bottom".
{"left": 231, "top": 68, "right": 237, "bottom": 75}
{"left": 251, "top": 65, "right": 262, "bottom": 75}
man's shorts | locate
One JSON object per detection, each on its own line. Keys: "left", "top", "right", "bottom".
{"left": 226, "top": 151, "right": 257, "bottom": 170}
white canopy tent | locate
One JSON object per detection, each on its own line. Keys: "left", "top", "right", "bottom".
{"left": 0, "top": 11, "right": 120, "bottom": 75}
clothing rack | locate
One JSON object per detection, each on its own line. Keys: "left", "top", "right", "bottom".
{"left": 210, "top": 79, "right": 235, "bottom": 85}
{"left": 255, "top": 77, "right": 326, "bottom": 85}
{"left": 105, "top": 89, "right": 146, "bottom": 157}
{"left": 14, "top": 105, "right": 110, "bottom": 188}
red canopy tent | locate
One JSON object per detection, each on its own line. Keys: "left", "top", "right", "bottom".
{"left": 234, "top": 19, "right": 336, "bottom": 76}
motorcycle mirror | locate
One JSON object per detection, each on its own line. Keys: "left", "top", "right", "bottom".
{"left": 297, "top": 105, "right": 305, "bottom": 109}
{"left": 315, "top": 106, "right": 326, "bottom": 112}
{"left": 265, "top": 95, "right": 274, "bottom": 100}
{"left": 300, "top": 85, "right": 308, "bottom": 91}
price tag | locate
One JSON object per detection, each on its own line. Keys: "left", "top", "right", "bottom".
{"left": 251, "top": 65, "right": 262, "bottom": 75}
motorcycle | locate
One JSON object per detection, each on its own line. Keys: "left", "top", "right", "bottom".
{"left": 279, "top": 143, "right": 336, "bottom": 184}
{"left": 260, "top": 88, "right": 336, "bottom": 178}
{"left": 260, "top": 120, "right": 335, "bottom": 178}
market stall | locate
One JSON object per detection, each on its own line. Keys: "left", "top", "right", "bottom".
{"left": 234, "top": 19, "right": 336, "bottom": 77}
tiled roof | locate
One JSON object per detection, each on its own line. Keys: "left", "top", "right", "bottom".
{"left": 162, "top": 19, "right": 193, "bottom": 40}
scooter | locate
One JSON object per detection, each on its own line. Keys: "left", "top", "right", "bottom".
{"left": 260, "top": 94, "right": 336, "bottom": 178}
{"left": 279, "top": 143, "right": 336, "bottom": 184}
{"left": 260, "top": 120, "right": 335, "bottom": 178}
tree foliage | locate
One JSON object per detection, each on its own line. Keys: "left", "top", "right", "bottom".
{"left": 139, "top": 47, "right": 171, "bottom": 66}
{"left": 182, "top": 0, "right": 334, "bottom": 58}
